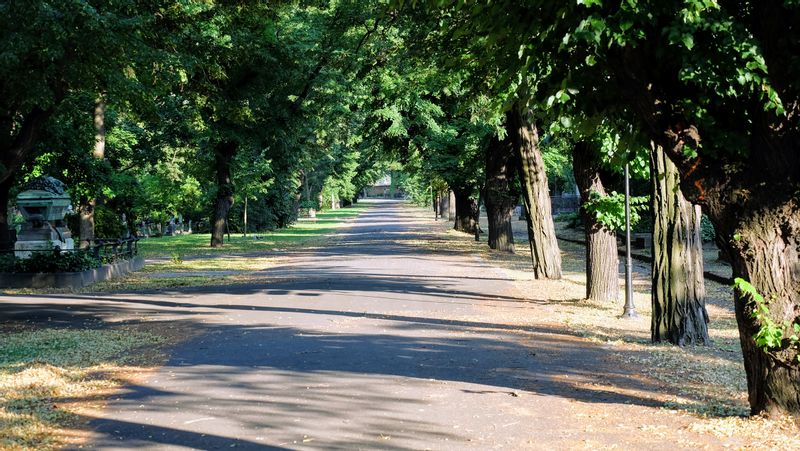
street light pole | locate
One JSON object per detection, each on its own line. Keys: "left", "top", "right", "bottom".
{"left": 622, "top": 163, "right": 638, "bottom": 318}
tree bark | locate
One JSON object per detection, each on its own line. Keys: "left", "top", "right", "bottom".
{"left": 572, "top": 141, "right": 619, "bottom": 302}
{"left": 452, "top": 187, "right": 478, "bottom": 234}
{"left": 0, "top": 175, "right": 16, "bottom": 250}
{"left": 0, "top": 107, "right": 53, "bottom": 186}
{"left": 438, "top": 191, "right": 450, "bottom": 221}
{"left": 650, "top": 144, "right": 709, "bottom": 346}
{"left": 728, "top": 202, "right": 800, "bottom": 416}
{"left": 79, "top": 100, "right": 106, "bottom": 247}
{"left": 507, "top": 104, "right": 562, "bottom": 279}
{"left": 484, "top": 134, "right": 517, "bottom": 253}
{"left": 612, "top": 19, "right": 800, "bottom": 416}
{"left": 448, "top": 190, "right": 456, "bottom": 220}
{"left": 211, "top": 141, "right": 236, "bottom": 247}
{"left": 243, "top": 197, "right": 248, "bottom": 238}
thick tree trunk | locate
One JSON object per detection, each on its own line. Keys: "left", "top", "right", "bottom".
{"left": 452, "top": 187, "right": 478, "bottom": 234}
{"left": 651, "top": 112, "right": 800, "bottom": 415}
{"left": 507, "top": 104, "right": 561, "bottom": 279}
{"left": 572, "top": 141, "right": 619, "bottom": 302}
{"left": 438, "top": 191, "right": 450, "bottom": 220}
{"left": 0, "top": 175, "right": 16, "bottom": 250}
{"left": 448, "top": 190, "right": 456, "bottom": 220}
{"left": 614, "top": 32, "right": 800, "bottom": 417}
{"left": 211, "top": 141, "right": 236, "bottom": 247}
{"left": 79, "top": 100, "right": 106, "bottom": 247}
{"left": 728, "top": 203, "right": 800, "bottom": 416}
{"left": 0, "top": 107, "right": 53, "bottom": 186}
{"left": 78, "top": 201, "right": 95, "bottom": 248}
{"left": 484, "top": 135, "right": 517, "bottom": 253}
{"left": 650, "top": 145, "right": 709, "bottom": 346}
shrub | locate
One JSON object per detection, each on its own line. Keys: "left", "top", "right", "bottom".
{"left": 64, "top": 212, "right": 80, "bottom": 238}
{"left": 701, "top": 214, "right": 716, "bottom": 242}
{"left": 583, "top": 191, "right": 649, "bottom": 232}
{"left": 95, "top": 205, "right": 128, "bottom": 239}
{"left": 0, "top": 253, "right": 15, "bottom": 272}
{"left": 13, "top": 250, "right": 101, "bottom": 273}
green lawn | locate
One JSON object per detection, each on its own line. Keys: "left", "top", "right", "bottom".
{"left": 137, "top": 204, "right": 366, "bottom": 259}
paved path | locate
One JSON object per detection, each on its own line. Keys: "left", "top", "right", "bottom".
{"left": 2, "top": 200, "right": 722, "bottom": 449}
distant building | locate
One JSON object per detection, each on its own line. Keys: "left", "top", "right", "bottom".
{"left": 363, "top": 175, "right": 391, "bottom": 197}
{"left": 363, "top": 174, "right": 405, "bottom": 198}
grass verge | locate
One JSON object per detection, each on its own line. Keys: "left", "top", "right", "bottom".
{"left": 0, "top": 326, "right": 167, "bottom": 450}
{"left": 1, "top": 204, "right": 366, "bottom": 294}
{"left": 137, "top": 205, "right": 365, "bottom": 258}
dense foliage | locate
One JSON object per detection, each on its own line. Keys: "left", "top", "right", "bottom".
{"left": 3, "top": 0, "right": 800, "bottom": 417}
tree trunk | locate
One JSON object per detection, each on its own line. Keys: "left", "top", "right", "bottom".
{"left": 507, "top": 104, "right": 562, "bottom": 279}
{"left": 0, "top": 175, "right": 16, "bottom": 250}
{"left": 448, "top": 190, "right": 456, "bottom": 220}
{"left": 650, "top": 145, "right": 709, "bottom": 346}
{"left": 646, "top": 110, "right": 800, "bottom": 415}
{"left": 613, "top": 34, "right": 800, "bottom": 416}
{"left": 303, "top": 170, "right": 310, "bottom": 202}
{"left": 438, "top": 191, "right": 450, "bottom": 220}
{"left": 452, "top": 187, "right": 478, "bottom": 234}
{"left": 0, "top": 107, "right": 53, "bottom": 186}
{"left": 243, "top": 197, "right": 248, "bottom": 238}
{"left": 79, "top": 100, "right": 106, "bottom": 248}
{"left": 211, "top": 141, "right": 236, "bottom": 247}
{"left": 484, "top": 134, "right": 517, "bottom": 253}
{"left": 78, "top": 201, "right": 95, "bottom": 248}
{"left": 728, "top": 204, "right": 800, "bottom": 416}
{"left": 572, "top": 141, "right": 619, "bottom": 302}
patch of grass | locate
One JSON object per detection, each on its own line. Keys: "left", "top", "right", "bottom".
{"left": 0, "top": 327, "right": 165, "bottom": 450}
{"left": 137, "top": 205, "right": 365, "bottom": 258}
{"left": 0, "top": 205, "right": 365, "bottom": 295}
{"left": 141, "top": 256, "right": 275, "bottom": 273}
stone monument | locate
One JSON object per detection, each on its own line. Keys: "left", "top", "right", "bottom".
{"left": 15, "top": 176, "right": 74, "bottom": 258}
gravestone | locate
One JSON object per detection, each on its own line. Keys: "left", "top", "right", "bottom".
{"left": 15, "top": 176, "right": 74, "bottom": 258}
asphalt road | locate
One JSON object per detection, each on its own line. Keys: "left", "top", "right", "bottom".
{"left": 2, "top": 200, "right": 724, "bottom": 450}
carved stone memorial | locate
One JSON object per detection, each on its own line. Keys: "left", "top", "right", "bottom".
{"left": 14, "top": 176, "right": 74, "bottom": 258}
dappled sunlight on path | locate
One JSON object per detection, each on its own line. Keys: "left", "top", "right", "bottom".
{"left": 1, "top": 200, "right": 739, "bottom": 449}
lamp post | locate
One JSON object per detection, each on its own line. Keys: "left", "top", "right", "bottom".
{"left": 622, "top": 162, "right": 638, "bottom": 318}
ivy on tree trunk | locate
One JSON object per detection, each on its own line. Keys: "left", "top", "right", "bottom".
{"left": 572, "top": 141, "right": 619, "bottom": 302}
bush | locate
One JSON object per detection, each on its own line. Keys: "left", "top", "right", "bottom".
{"left": 701, "top": 214, "right": 716, "bottom": 242}
{"left": 95, "top": 205, "right": 128, "bottom": 239}
{"left": 13, "top": 250, "right": 101, "bottom": 273}
{"left": 64, "top": 206, "right": 128, "bottom": 240}
{"left": 583, "top": 191, "right": 649, "bottom": 232}
{"left": 65, "top": 212, "right": 80, "bottom": 238}
{"left": 0, "top": 253, "right": 15, "bottom": 272}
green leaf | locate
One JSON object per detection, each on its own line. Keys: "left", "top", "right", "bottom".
{"left": 681, "top": 34, "right": 694, "bottom": 50}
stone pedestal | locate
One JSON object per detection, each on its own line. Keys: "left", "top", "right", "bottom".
{"left": 14, "top": 177, "right": 74, "bottom": 259}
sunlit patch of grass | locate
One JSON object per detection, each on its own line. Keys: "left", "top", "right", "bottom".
{"left": 0, "top": 205, "right": 365, "bottom": 296}
{"left": 0, "top": 328, "right": 165, "bottom": 450}
{"left": 137, "top": 205, "right": 365, "bottom": 259}
{"left": 141, "top": 256, "right": 276, "bottom": 273}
